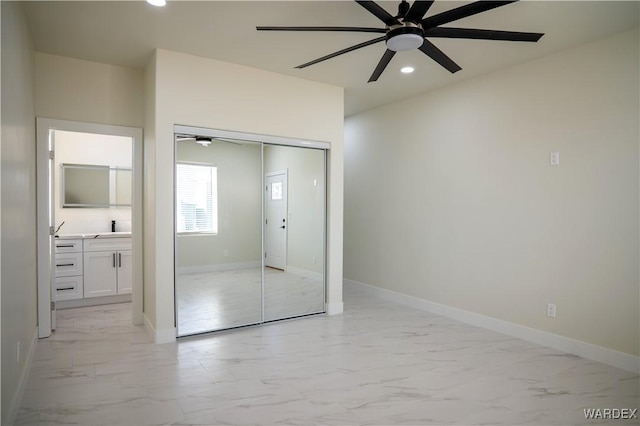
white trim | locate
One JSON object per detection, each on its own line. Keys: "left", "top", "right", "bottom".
{"left": 325, "top": 301, "right": 344, "bottom": 315}
{"left": 143, "top": 314, "right": 177, "bottom": 344}
{"left": 286, "top": 265, "right": 323, "bottom": 282}
{"left": 345, "top": 279, "right": 640, "bottom": 374}
{"left": 177, "top": 261, "right": 261, "bottom": 275}
{"left": 175, "top": 125, "right": 330, "bottom": 150}
{"left": 6, "top": 327, "right": 38, "bottom": 425}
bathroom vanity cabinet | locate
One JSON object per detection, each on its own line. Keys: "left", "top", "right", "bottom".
{"left": 54, "top": 234, "right": 132, "bottom": 302}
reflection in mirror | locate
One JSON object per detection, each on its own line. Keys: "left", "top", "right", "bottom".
{"left": 61, "top": 164, "right": 132, "bottom": 207}
{"left": 263, "top": 145, "right": 325, "bottom": 321}
{"left": 115, "top": 168, "right": 132, "bottom": 205}
{"left": 175, "top": 137, "right": 262, "bottom": 336}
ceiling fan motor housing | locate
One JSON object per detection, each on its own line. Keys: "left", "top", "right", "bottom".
{"left": 386, "top": 23, "right": 424, "bottom": 51}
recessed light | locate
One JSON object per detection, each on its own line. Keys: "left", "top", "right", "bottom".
{"left": 146, "top": 0, "right": 166, "bottom": 7}
{"left": 400, "top": 66, "right": 415, "bottom": 74}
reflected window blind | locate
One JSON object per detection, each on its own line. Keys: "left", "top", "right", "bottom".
{"left": 176, "top": 163, "right": 218, "bottom": 234}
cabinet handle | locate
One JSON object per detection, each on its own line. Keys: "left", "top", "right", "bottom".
{"left": 57, "top": 287, "right": 74, "bottom": 291}
{"left": 56, "top": 244, "right": 74, "bottom": 248}
{"left": 56, "top": 263, "right": 75, "bottom": 267}
{"left": 112, "top": 253, "right": 116, "bottom": 268}
{"left": 118, "top": 253, "right": 122, "bottom": 268}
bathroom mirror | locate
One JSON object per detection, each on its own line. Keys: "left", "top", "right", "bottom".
{"left": 61, "top": 164, "right": 131, "bottom": 208}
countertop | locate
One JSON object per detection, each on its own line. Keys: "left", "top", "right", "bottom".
{"left": 56, "top": 232, "right": 132, "bottom": 240}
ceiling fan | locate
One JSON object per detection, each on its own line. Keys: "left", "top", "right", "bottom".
{"left": 175, "top": 134, "right": 243, "bottom": 147}
{"left": 257, "top": 0, "right": 544, "bottom": 82}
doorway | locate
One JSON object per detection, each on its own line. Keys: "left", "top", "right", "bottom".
{"left": 36, "top": 118, "right": 143, "bottom": 338}
{"left": 265, "top": 170, "right": 288, "bottom": 270}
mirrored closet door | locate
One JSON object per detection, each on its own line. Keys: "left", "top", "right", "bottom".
{"left": 263, "top": 145, "right": 325, "bottom": 322}
{"left": 174, "top": 130, "right": 327, "bottom": 337}
{"left": 175, "top": 136, "right": 263, "bottom": 336}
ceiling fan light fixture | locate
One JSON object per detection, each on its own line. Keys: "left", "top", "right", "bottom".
{"left": 400, "top": 66, "right": 414, "bottom": 74}
{"left": 386, "top": 25, "right": 424, "bottom": 52}
{"left": 146, "top": 0, "right": 166, "bottom": 7}
{"left": 195, "top": 136, "right": 212, "bottom": 147}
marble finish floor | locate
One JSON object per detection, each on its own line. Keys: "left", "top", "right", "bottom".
{"left": 176, "top": 267, "right": 324, "bottom": 336}
{"left": 16, "top": 285, "right": 638, "bottom": 425}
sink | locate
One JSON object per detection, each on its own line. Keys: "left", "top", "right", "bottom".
{"left": 57, "top": 232, "right": 132, "bottom": 239}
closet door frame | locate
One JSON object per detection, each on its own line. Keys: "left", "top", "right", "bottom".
{"left": 173, "top": 125, "right": 329, "bottom": 337}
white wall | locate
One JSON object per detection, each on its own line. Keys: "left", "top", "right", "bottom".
{"left": 145, "top": 49, "right": 344, "bottom": 340}
{"left": 344, "top": 28, "right": 639, "bottom": 356}
{"left": 176, "top": 140, "right": 262, "bottom": 268}
{"left": 35, "top": 53, "right": 144, "bottom": 128}
{"left": 1, "top": 2, "right": 38, "bottom": 423}
{"left": 264, "top": 145, "right": 325, "bottom": 275}
{"left": 54, "top": 130, "right": 132, "bottom": 235}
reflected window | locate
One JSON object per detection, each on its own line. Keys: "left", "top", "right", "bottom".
{"left": 271, "top": 182, "right": 283, "bottom": 200}
{"left": 176, "top": 163, "right": 218, "bottom": 234}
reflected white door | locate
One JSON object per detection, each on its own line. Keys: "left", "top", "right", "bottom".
{"left": 265, "top": 171, "right": 287, "bottom": 270}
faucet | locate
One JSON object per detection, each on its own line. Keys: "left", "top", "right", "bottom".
{"left": 54, "top": 221, "right": 65, "bottom": 237}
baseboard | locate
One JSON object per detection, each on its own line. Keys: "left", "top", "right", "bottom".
{"left": 6, "top": 326, "right": 38, "bottom": 425}
{"left": 325, "top": 301, "right": 344, "bottom": 315}
{"left": 143, "top": 313, "right": 176, "bottom": 344}
{"left": 56, "top": 294, "right": 131, "bottom": 309}
{"left": 286, "top": 265, "right": 323, "bottom": 282}
{"left": 345, "top": 279, "right": 639, "bottom": 374}
{"left": 177, "top": 261, "right": 261, "bottom": 275}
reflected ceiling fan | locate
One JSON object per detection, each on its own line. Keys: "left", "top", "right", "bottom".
{"left": 176, "top": 134, "right": 243, "bottom": 147}
{"left": 257, "top": 0, "right": 543, "bottom": 82}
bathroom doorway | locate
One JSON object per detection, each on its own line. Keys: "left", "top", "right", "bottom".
{"left": 36, "top": 118, "right": 143, "bottom": 338}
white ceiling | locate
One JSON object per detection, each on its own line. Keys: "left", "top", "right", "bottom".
{"left": 23, "top": 1, "right": 639, "bottom": 116}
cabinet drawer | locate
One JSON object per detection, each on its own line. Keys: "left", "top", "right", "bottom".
{"left": 83, "top": 237, "right": 131, "bottom": 252}
{"left": 54, "top": 276, "right": 83, "bottom": 301}
{"left": 54, "top": 239, "right": 83, "bottom": 253}
{"left": 54, "top": 253, "right": 83, "bottom": 277}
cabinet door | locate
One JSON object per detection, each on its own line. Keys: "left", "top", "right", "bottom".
{"left": 117, "top": 250, "right": 132, "bottom": 295}
{"left": 83, "top": 251, "right": 117, "bottom": 298}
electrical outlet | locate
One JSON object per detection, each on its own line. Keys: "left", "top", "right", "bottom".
{"left": 550, "top": 152, "right": 560, "bottom": 166}
{"left": 547, "top": 303, "right": 556, "bottom": 318}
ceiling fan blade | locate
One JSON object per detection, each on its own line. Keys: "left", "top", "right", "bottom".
{"left": 418, "top": 39, "right": 462, "bottom": 73}
{"left": 212, "top": 137, "right": 243, "bottom": 146}
{"left": 368, "top": 49, "right": 396, "bottom": 82}
{"left": 295, "top": 36, "right": 386, "bottom": 69}
{"left": 421, "top": 1, "right": 517, "bottom": 29}
{"left": 425, "top": 27, "right": 543, "bottom": 42}
{"left": 257, "top": 26, "right": 385, "bottom": 34}
{"left": 355, "top": 1, "right": 400, "bottom": 26}
{"left": 404, "top": 0, "right": 434, "bottom": 23}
